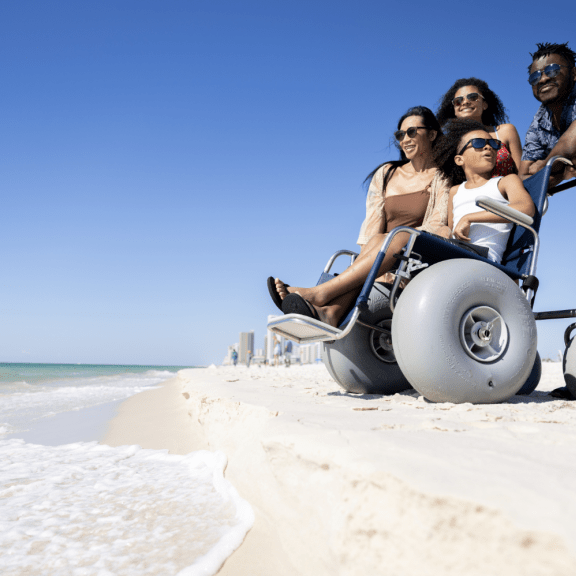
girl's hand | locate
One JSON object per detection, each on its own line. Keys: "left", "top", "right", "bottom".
{"left": 453, "top": 217, "right": 471, "bottom": 241}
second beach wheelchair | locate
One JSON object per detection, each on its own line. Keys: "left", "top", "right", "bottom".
{"left": 268, "top": 157, "right": 576, "bottom": 404}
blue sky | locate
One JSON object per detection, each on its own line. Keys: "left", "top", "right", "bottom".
{"left": 0, "top": 0, "right": 574, "bottom": 365}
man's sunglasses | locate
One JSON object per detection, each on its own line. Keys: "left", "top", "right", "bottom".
{"left": 528, "top": 63, "right": 570, "bottom": 86}
{"left": 457, "top": 138, "right": 502, "bottom": 156}
{"left": 452, "top": 92, "right": 484, "bottom": 107}
{"left": 394, "top": 126, "right": 428, "bottom": 142}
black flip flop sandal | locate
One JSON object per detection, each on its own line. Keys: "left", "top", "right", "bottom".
{"left": 267, "top": 276, "right": 289, "bottom": 311}
{"left": 281, "top": 293, "right": 320, "bottom": 320}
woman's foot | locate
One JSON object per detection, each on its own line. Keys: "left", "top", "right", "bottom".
{"left": 275, "top": 278, "right": 295, "bottom": 300}
{"left": 281, "top": 293, "right": 340, "bottom": 327}
{"left": 275, "top": 278, "right": 328, "bottom": 306}
{"left": 267, "top": 277, "right": 283, "bottom": 310}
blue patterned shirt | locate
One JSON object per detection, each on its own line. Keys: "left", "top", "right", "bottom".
{"left": 522, "top": 83, "right": 576, "bottom": 161}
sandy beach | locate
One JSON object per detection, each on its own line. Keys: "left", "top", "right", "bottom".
{"left": 102, "top": 362, "right": 576, "bottom": 575}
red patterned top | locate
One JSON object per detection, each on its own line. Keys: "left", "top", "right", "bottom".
{"left": 491, "top": 142, "right": 515, "bottom": 177}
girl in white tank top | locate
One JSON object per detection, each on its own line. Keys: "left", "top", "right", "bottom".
{"left": 446, "top": 125, "right": 535, "bottom": 263}
{"left": 452, "top": 176, "right": 511, "bottom": 262}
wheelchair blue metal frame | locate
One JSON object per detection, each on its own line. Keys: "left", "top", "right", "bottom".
{"left": 323, "top": 250, "right": 358, "bottom": 273}
{"left": 356, "top": 226, "right": 421, "bottom": 313}
{"left": 268, "top": 157, "right": 576, "bottom": 343}
{"left": 337, "top": 156, "right": 576, "bottom": 331}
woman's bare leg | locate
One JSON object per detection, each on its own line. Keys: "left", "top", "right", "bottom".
{"left": 309, "top": 289, "right": 360, "bottom": 327}
{"left": 276, "top": 232, "right": 409, "bottom": 308}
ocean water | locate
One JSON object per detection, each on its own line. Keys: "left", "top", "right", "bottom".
{"left": 0, "top": 364, "right": 254, "bottom": 575}
{"left": 0, "top": 363, "right": 185, "bottom": 439}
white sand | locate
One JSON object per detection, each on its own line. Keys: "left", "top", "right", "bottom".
{"left": 102, "top": 363, "right": 576, "bottom": 575}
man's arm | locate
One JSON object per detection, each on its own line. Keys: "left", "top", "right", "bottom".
{"left": 526, "top": 120, "right": 576, "bottom": 183}
{"left": 520, "top": 115, "right": 545, "bottom": 180}
{"left": 519, "top": 160, "right": 535, "bottom": 180}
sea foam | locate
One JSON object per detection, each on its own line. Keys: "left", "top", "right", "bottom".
{"left": 0, "top": 370, "right": 174, "bottom": 438}
{"left": 0, "top": 439, "right": 254, "bottom": 576}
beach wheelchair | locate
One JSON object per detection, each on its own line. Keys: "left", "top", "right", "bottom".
{"left": 268, "top": 157, "right": 576, "bottom": 404}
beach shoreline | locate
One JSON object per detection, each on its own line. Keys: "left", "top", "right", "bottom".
{"left": 4, "top": 399, "right": 123, "bottom": 446}
{"left": 101, "top": 373, "right": 296, "bottom": 575}
{"left": 101, "top": 363, "right": 576, "bottom": 575}
{"left": 1, "top": 366, "right": 254, "bottom": 576}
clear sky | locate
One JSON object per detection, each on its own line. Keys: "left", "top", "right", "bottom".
{"left": 0, "top": 0, "right": 574, "bottom": 365}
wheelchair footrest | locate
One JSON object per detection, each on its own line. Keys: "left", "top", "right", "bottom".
{"left": 267, "top": 314, "right": 342, "bottom": 343}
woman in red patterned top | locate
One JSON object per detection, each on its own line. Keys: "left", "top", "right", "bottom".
{"left": 436, "top": 78, "right": 522, "bottom": 176}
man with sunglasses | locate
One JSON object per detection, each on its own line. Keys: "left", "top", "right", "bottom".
{"left": 520, "top": 42, "right": 576, "bottom": 185}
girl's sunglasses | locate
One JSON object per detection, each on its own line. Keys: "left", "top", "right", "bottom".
{"left": 528, "top": 63, "right": 570, "bottom": 86}
{"left": 457, "top": 138, "right": 502, "bottom": 156}
{"left": 394, "top": 126, "right": 428, "bottom": 142}
{"left": 452, "top": 92, "right": 484, "bottom": 107}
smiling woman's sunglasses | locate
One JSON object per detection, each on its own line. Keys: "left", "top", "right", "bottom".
{"left": 452, "top": 92, "right": 484, "bottom": 107}
{"left": 528, "top": 63, "right": 570, "bottom": 86}
{"left": 457, "top": 138, "right": 502, "bottom": 156}
{"left": 394, "top": 126, "right": 428, "bottom": 142}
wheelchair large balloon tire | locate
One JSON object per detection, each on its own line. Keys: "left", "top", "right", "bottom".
{"left": 391, "top": 259, "right": 537, "bottom": 404}
{"left": 322, "top": 283, "right": 412, "bottom": 395}
{"left": 564, "top": 334, "right": 576, "bottom": 398}
{"left": 517, "top": 352, "right": 542, "bottom": 395}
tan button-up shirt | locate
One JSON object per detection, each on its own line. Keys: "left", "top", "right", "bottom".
{"left": 357, "top": 164, "right": 451, "bottom": 246}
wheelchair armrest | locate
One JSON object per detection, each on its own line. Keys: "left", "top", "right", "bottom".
{"left": 323, "top": 250, "right": 359, "bottom": 274}
{"left": 475, "top": 196, "right": 534, "bottom": 227}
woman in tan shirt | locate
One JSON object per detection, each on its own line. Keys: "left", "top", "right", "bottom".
{"left": 271, "top": 106, "right": 451, "bottom": 327}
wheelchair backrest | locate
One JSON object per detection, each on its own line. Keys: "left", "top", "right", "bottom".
{"left": 500, "top": 162, "right": 554, "bottom": 277}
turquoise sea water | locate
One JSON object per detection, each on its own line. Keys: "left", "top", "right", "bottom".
{"left": 0, "top": 362, "right": 196, "bottom": 439}
{"left": 0, "top": 363, "right": 254, "bottom": 575}
{"left": 0, "top": 362, "right": 195, "bottom": 385}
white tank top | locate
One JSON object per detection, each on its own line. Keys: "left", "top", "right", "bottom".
{"left": 452, "top": 176, "right": 512, "bottom": 263}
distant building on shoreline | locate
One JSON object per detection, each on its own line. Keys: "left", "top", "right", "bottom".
{"left": 222, "top": 321, "right": 310, "bottom": 366}
{"left": 238, "top": 331, "right": 254, "bottom": 364}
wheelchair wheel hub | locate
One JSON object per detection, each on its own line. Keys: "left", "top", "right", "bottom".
{"left": 460, "top": 306, "right": 508, "bottom": 363}
{"left": 370, "top": 319, "right": 396, "bottom": 363}
{"left": 474, "top": 322, "right": 492, "bottom": 345}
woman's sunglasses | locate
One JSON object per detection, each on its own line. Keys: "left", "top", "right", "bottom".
{"left": 528, "top": 63, "right": 570, "bottom": 86}
{"left": 452, "top": 92, "right": 484, "bottom": 107}
{"left": 457, "top": 138, "right": 502, "bottom": 156}
{"left": 394, "top": 126, "right": 428, "bottom": 142}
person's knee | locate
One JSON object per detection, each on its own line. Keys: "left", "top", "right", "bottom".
{"left": 365, "top": 233, "right": 387, "bottom": 251}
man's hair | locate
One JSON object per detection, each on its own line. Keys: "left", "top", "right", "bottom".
{"left": 529, "top": 42, "right": 576, "bottom": 71}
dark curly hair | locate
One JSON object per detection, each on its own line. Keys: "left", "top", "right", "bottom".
{"left": 529, "top": 42, "right": 576, "bottom": 70}
{"left": 433, "top": 119, "right": 487, "bottom": 185}
{"left": 436, "top": 78, "right": 508, "bottom": 128}
{"left": 364, "top": 105, "right": 442, "bottom": 190}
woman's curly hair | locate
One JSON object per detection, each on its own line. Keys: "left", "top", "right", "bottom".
{"left": 433, "top": 119, "right": 487, "bottom": 185}
{"left": 436, "top": 78, "right": 508, "bottom": 127}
